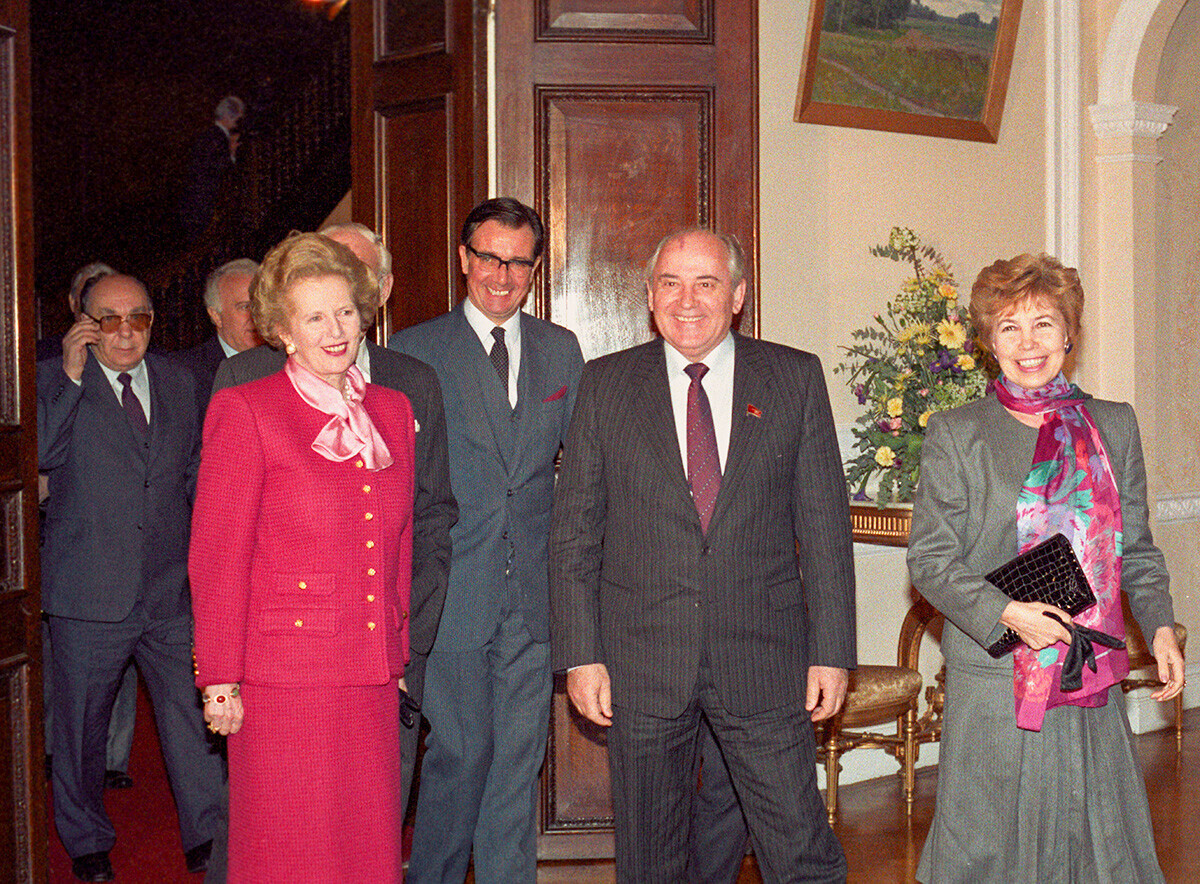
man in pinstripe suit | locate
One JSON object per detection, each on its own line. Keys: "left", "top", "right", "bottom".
{"left": 550, "top": 229, "right": 856, "bottom": 883}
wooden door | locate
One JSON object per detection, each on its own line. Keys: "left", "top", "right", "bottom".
{"left": 350, "top": 0, "right": 487, "bottom": 343}
{"left": 494, "top": 0, "right": 759, "bottom": 859}
{"left": 0, "top": 0, "right": 43, "bottom": 880}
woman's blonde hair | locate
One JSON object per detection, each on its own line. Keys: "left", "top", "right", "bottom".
{"left": 251, "top": 231, "right": 378, "bottom": 349}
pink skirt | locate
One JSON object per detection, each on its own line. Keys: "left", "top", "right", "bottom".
{"left": 227, "top": 683, "right": 402, "bottom": 883}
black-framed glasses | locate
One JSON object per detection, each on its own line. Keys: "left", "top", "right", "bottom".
{"left": 465, "top": 244, "right": 537, "bottom": 277}
{"left": 83, "top": 311, "right": 153, "bottom": 333}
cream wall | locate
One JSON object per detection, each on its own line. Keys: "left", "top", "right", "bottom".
{"left": 757, "top": 0, "right": 1199, "bottom": 786}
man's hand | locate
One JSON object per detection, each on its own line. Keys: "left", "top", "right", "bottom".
{"left": 61, "top": 313, "right": 100, "bottom": 382}
{"left": 806, "top": 665, "right": 849, "bottom": 722}
{"left": 566, "top": 663, "right": 612, "bottom": 727}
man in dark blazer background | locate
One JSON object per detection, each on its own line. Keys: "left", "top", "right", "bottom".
{"left": 550, "top": 229, "right": 856, "bottom": 883}
{"left": 173, "top": 257, "right": 262, "bottom": 415}
{"left": 389, "top": 198, "right": 584, "bottom": 883}
{"left": 38, "top": 274, "right": 226, "bottom": 882}
{"left": 211, "top": 222, "right": 456, "bottom": 825}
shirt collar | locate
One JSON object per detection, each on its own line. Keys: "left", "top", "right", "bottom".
{"left": 96, "top": 356, "right": 148, "bottom": 388}
{"left": 355, "top": 338, "right": 372, "bottom": 383}
{"left": 463, "top": 298, "right": 521, "bottom": 350}
{"left": 663, "top": 331, "right": 735, "bottom": 377}
{"left": 217, "top": 335, "right": 238, "bottom": 359}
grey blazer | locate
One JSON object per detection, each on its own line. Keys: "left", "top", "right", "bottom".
{"left": 550, "top": 333, "right": 857, "bottom": 718}
{"left": 907, "top": 394, "right": 1175, "bottom": 671}
{"left": 389, "top": 303, "right": 584, "bottom": 651}
{"left": 210, "top": 340, "right": 457, "bottom": 658}
{"left": 38, "top": 351, "right": 201, "bottom": 622}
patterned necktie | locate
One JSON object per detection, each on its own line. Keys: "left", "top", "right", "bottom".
{"left": 118, "top": 372, "right": 149, "bottom": 437}
{"left": 684, "top": 362, "right": 720, "bottom": 533}
{"left": 490, "top": 326, "right": 509, "bottom": 398}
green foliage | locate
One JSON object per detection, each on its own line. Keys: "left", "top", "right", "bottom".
{"left": 834, "top": 228, "right": 991, "bottom": 505}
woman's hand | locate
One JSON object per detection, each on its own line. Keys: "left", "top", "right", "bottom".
{"left": 1150, "top": 627, "right": 1186, "bottom": 701}
{"left": 1000, "top": 601, "right": 1074, "bottom": 651}
{"left": 202, "top": 683, "right": 244, "bottom": 736}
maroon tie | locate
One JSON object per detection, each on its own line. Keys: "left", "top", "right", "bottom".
{"left": 684, "top": 362, "right": 720, "bottom": 533}
{"left": 118, "top": 372, "right": 149, "bottom": 437}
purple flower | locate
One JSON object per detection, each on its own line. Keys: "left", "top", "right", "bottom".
{"left": 854, "top": 384, "right": 867, "bottom": 405}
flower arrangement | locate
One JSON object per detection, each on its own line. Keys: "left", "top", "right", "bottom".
{"left": 834, "top": 228, "right": 991, "bottom": 505}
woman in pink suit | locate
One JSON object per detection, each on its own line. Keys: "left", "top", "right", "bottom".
{"left": 190, "top": 232, "right": 414, "bottom": 882}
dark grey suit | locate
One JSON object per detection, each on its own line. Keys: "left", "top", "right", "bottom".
{"left": 212, "top": 340, "right": 456, "bottom": 814}
{"left": 38, "top": 351, "right": 226, "bottom": 859}
{"left": 550, "top": 333, "right": 856, "bottom": 882}
{"left": 390, "top": 303, "right": 584, "bottom": 883}
{"left": 172, "top": 334, "right": 226, "bottom": 417}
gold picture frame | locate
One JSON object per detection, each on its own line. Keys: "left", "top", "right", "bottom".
{"left": 794, "top": 0, "right": 1024, "bottom": 143}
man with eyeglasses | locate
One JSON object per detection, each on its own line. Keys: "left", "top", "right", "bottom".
{"left": 389, "top": 197, "right": 584, "bottom": 883}
{"left": 38, "top": 274, "right": 226, "bottom": 882}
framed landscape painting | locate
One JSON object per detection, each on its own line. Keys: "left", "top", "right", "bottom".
{"left": 794, "top": 0, "right": 1023, "bottom": 142}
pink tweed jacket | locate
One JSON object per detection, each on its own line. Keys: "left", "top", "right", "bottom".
{"left": 190, "top": 370, "right": 414, "bottom": 689}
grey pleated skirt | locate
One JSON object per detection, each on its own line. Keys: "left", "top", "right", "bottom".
{"left": 917, "top": 660, "right": 1165, "bottom": 884}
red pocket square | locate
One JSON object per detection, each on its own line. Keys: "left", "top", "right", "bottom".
{"left": 543, "top": 385, "right": 568, "bottom": 403}
{"left": 746, "top": 403, "right": 762, "bottom": 418}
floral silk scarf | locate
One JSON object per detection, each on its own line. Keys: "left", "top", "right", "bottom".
{"left": 993, "top": 374, "right": 1129, "bottom": 731}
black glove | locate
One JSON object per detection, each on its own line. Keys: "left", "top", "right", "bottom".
{"left": 399, "top": 687, "right": 421, "bottom": 729}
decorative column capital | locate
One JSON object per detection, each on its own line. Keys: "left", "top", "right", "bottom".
{"left": 1088, "top": 101, "right": 1178, "bottom": 139}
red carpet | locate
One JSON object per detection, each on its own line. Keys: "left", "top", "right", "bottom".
{"left": 49, "top": 678, "right": 202, "bottom": 883}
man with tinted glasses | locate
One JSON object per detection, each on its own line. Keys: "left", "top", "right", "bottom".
{"left": 390, "top": 198, "right": 584, "bottom": 883}
{"left": 38, "top": 275, "right": 225, "bottom": 882}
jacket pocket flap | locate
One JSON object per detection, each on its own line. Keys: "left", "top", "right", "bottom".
{"left": 260, "top": 608, "right": 337, "bottom": 634}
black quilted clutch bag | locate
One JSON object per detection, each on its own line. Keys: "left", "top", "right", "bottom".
{"left": 985, "top": 533, "right": 1096, "bottom": 658}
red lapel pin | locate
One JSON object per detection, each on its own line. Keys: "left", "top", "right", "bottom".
{"left": 746, "top": 403, "right": 762, "bottom": 418}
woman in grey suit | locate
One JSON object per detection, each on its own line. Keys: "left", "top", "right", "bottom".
{"left": 908, "top": 253, "right": 1185, "bottom": 883}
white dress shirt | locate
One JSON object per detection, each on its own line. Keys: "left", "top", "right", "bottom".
{"left": 464, "top": 298, "right": 521, "bottom": 408}
{"left": 664, "top": 332, "right": 735, "bottom": 472}
{"left": 96, "top": 359, "right": 151, "bottom": 424}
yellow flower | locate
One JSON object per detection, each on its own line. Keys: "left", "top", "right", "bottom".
{"left": 886, "top": 397, "right": 903, "bottom": 417}
{"left": 956, "top": 354, "right": 975, "bottom": 371}
{"left": 939, "top": 283, "right": 958, "bottom": 301}
{"left": 919, "top": 410, "right": 932, "bottom": 428}
{"left": 875, "top": 446, "right": 896, "bottom": 467}
{"left": 937, "top": 319, "right": 967, "bottom": 349}
{"left": 894, "top": 325, "right": 917, "bottom": 344}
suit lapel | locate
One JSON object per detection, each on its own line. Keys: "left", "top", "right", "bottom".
{"left": 146, "top": 355, "right": 169, "bottom": 466}
{"left": 83, "top": 353, "right": 145, "bottom": 456}
{"left": 633, "top": 342, "right": 695, "bottom": 517}
{"left": 708, "top": 335, "right": 772, "bottom": 532}
{"left": 449, "top": 306, "right": 515, "bottom": 473}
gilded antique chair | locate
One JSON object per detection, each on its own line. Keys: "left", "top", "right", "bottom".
{"left": 1119, "top": 597, "right": 1188, "bottom": 748}
{"left": 815, "top": 597, "right": 942, "bottom": 824}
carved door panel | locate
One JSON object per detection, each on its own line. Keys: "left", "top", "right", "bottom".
{"left": 495, "top": 0, "right": 759, "bottom": 858}
{"left": 0, "top": 0, "right": 43, "bottom": 880}
{"left": 351, "top": 0, "right": 486, "bottom": 342}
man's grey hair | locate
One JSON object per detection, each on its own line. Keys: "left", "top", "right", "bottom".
{"left": 319, "top": 222, "right": 392, "bottom": 281}
{"left": 204, "top": 258, "right": 261, "bottom": 313}
{"left": 69, "top": 262, "right": 116, "bottom": 314}
{"left": 214, "top": 95, "right": 245, "bottom": 125}
{"left": 644, "top": 227, "right": 746, "bottom": 287}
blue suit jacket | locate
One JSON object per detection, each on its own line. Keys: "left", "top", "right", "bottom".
{"left": 38, "top": 351, "right": 202, "bottom": 622}
{"left": 389, "top": 303, "right": 583, "bottom": 651}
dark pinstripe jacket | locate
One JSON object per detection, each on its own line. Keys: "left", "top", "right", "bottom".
{"left": 550, "top": 333, "right": 857, "bottom": 718}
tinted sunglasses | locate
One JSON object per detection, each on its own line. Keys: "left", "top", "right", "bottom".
{"left": 84, "top": 311, "right": 153, "bottom": 333}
